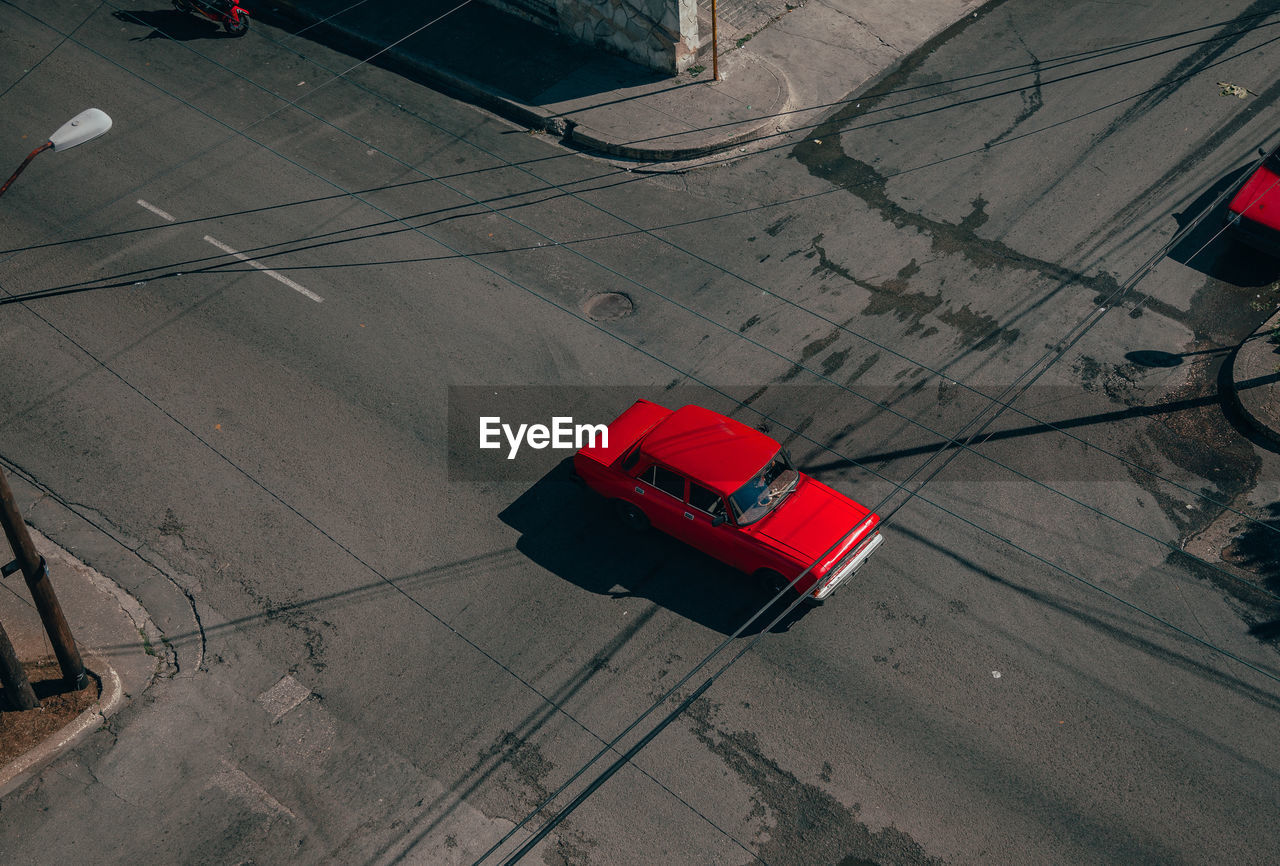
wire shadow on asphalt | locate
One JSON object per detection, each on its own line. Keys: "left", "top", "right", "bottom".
{"left": 896, "top": 522, "right": 1280, "bottom": 714}
{"left": 803, "top": 388, "right": 1234, "bottom": 476}
{"left": 499, "top": 458, "right": 809, "bottom": 636}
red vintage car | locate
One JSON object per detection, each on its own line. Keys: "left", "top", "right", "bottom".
{"left": 574, "top": 400, "right": 883, "bottom": 604}
{"left": 1227, "top": 145, "right": 1280, "bottom": 255}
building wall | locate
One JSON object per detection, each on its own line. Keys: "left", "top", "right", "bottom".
{"left": 482, "top": 0, "right": 700, "bottom": 73}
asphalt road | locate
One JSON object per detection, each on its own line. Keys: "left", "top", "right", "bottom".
{"left": 2, "top": 1, "right": 1279, "bottom": 864}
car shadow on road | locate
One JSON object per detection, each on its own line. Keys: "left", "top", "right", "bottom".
{"left": 1169, "top": 164, "right": 1280, "bottom": 288}
{"left": 499, "top": 459, "right": 810, "bottom": 636}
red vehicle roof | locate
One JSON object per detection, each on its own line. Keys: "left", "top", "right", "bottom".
{"left": 642, "top": 405, "right": 779, "bottom": 496}
{"left": 1229, "top": 159, "right": 1280, "bottom": 231}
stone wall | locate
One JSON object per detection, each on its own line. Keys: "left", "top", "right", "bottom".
{"left": 482, "top": 0, "right": 700, "bottom": 74}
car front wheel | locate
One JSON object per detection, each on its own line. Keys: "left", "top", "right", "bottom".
{"left": 755, "top": 568, "right": 789, "bottom": 596}
{"left": 614, "top": 500, "right": 650, "bottom": 532}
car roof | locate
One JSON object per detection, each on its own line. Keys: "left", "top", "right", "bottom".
{"left": 642, "top": 405, "right": 780, "bottom": 496}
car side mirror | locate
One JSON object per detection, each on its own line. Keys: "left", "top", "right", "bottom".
{"left": 711, "top": 513, "right": 727, "bottom": 527}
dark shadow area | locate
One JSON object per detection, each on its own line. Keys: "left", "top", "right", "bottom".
{"left": 266, "top": 0, "right": 670, "bottom": 105}
{"left": 499, "top": 459, "right": 809, "bottom": 636}
{"left": 805, "top": 386, "right": 1230, "bottom": 475}
{"left": 1125, "top": 345, "right": 1234, "bottom": 369}
{"left": 0, "top": 658, "right": 97, "bottom": 717}
{"left": 1168, "top": 163, "right": 1280, "bottom": 287}
{"left": 1222, "top": 502, "right": 1280, "bottom": 593}
{"left": 1250, "top": 619, "right": 1280, "bottom": 641}
{"left": 27, "top": 674, "right": 88, "bottom": 701}
{"left": 1125, "top": 349, "right": 1188, "bottom": 367}
{"left": 112, "top": 9, "right": 236, "bottom": 40}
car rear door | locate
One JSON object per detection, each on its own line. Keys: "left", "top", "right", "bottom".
{"left": 633, "top": 462, "right": 687, "bottom": 534}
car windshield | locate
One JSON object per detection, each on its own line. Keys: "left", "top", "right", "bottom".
{"left": 729, "top": 450, "right": 799, "bottom": 525}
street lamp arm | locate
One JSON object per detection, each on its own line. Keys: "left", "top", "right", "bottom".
{"left": 0, "top": 141, "right": 53, "bottom": 198}
{"left": 0, "top": 108, "right": 112, "bottom": 198}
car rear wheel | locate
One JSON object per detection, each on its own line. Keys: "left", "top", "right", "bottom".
{"left": 614, "top": 500, "right": 650, "bottom": 532}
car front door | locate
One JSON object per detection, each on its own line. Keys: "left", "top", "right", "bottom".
{"left": 678, "top": 481, "right": 757, "bottom": 571}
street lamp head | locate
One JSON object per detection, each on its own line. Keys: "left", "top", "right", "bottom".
{"left": 0, "top": 108, "right": 113, "bottom": 198}
{"left": 48, "top": 108, "right": 112, "bottom": 152}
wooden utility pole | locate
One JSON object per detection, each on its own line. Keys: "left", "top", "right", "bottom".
{"left": 0, "top": 617, "right": 38, "bottom": 710}
{"left": 0, "top": 468, "right": 86, "bottom": 690}
{"left": 711, "top": 0, "right": 720, "bottom": 80}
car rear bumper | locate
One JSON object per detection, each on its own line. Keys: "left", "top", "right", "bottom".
{"left": 1228, "top": 212, "right": 1280, "bottom": 257}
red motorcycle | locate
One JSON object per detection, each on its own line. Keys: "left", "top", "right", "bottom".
{"left": 172, "top": 0, "right": 250, "bottom": 36}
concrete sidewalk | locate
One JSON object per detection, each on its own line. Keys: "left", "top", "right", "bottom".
{"left": 1228, "top": 308, "right": 1280, "bottom": 451}
{"left": 0, "top": 473, "right": 167, "bottom": 799}
{"left": 266, "top": 0, "right": 985, "bottom": 161}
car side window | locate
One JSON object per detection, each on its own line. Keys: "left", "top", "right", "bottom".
{"left": 688, "top": 483, "right": 724, "bottom": 517}
{"left": 641, "top": 464, "right": 685, "bottom": 500}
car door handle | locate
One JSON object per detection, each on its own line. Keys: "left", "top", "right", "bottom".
{"left": 684, "top": 512, "right": 695, "bottom": 520}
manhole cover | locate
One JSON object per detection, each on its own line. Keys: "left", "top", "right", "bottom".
{"left": 583, "top": 292, "right": 634, "bottom": 321}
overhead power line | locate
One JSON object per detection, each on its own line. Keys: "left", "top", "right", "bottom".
{"left": 7, "top": 5, "right": 1280, "bottom": 862}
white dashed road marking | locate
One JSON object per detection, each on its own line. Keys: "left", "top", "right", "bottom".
{"left": 136, "top": 198, "right": 176, "bottom": 221}
{"left": 204, "top": 234, "right": 324, "bottom": 303}
{"left": 136, "top": 199, "right": 322, "bottom": 301}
